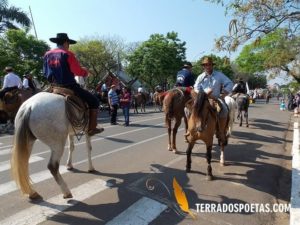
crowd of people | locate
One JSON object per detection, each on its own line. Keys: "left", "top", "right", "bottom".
{"left": 1, "top": 32, "right": 298, "bottom": 134}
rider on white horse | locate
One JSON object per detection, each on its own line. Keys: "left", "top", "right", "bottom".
{"left": 43, "top": 33, "right": 103, "bottom": 136}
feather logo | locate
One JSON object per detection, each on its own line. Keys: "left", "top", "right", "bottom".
{"left": 173, "top": 177, "right": 196, "bottom": 219}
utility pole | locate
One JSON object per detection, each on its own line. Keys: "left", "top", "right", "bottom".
{"left": 29, "top": 6, "right": 38, "bottom": 39}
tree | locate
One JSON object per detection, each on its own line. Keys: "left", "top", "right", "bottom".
{"left": 70, "top": 39, "right": 118, "bottom": 88}
{"left": 0, "top": 29, "right": 49, "bottom": 80}
{"left": 235, "top": 29, "right": 300, "bottom": 82}
{"left": 0, "top": 0, "right": 31, "bottom": 33}
{"left": 206, "top": 0, "right": 300, "bottom": 52}
{"left": 126, "top": 32, "right": 186, "bottom": 90}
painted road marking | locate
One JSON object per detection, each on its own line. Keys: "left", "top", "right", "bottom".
{"left": 0, "top": 155, "right": 44, "bottom": 172}
{"left": 0, "top": 179, "right": 109, "bottom": 225}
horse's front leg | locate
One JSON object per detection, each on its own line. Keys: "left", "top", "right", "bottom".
{"left": 239, "top": 110, "right": 243, "bottom": 127}
{"left": 167, "top": 119, "right": 172, "bottom": 151}
{"left": 186, "top": 142, "right": 195, "bottom": 172}
{"left": 183, "top": 115, "right": 188, "bottom": 143}
{"left": 206, "top": 144, "right": 213, "bottom": 180}
{"left": 172, "top": 118, "right": 182, "bottom": 153}
{"left": 66, "top": 135, "right": 74, "bottom": 170}
{"left": 245, "top": 110, "right": 249, "bottom": 127}
{"left": 220, "top": 144, "right": 225, "bottom": 166}
{"left": 85, "top": 134, "right": 95, "bottom": 172}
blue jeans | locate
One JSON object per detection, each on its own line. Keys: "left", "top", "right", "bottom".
{"left": 122, "top": 106, "right": 130, "bottom": 125}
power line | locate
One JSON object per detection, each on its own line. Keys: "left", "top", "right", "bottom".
{"left": 29, "top": 6, "right": 38, "bottom": 39}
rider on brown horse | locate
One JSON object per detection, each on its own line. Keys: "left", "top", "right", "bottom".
{"left": 0, "top": 66, "right": 22, "bottom": 100}
{"left": 193, "top": 57, "right": 233, "bottom": 142}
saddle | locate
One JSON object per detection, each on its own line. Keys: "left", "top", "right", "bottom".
{"left": 50, "top": 86, "right": 89, "bottom": 132}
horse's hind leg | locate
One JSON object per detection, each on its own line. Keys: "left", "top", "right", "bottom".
{"left": 186, "top": 142, "right": 195, "bottom": 172}
{"left": 48, "top": 145, "right": 72, "bottom": 198}
{"left": 172, "top": 118, "right": 182, "bottom": 153}
{"left": 239, "top": 110, "right": 243, "bottom": 127}
{"left": 85, "top": 135, "right": 95, "bottom": 172}
{"left": 66, "top": 135, "right": 74, "bottom": 170}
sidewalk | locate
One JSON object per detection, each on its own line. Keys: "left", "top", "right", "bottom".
{"left": 290, "top": 116, "right": 300, "bottom": 225}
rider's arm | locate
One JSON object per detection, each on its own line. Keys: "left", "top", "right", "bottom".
{"left": 67, "top": 51, "right": 88, "bottom": 77}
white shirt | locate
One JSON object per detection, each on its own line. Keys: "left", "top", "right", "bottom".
{"left": 23, "top": 78, "right": 29, "bottom": 88}
{"left": 2, "top": 72, "right": 22, "bottom": 89}
{"left": 138, "top": 87, "right": 144, "bottom": 93}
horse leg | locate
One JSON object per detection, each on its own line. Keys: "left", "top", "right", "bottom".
{"left": 220, "top": 144, "right": 225, "bottom": 166}
{"left": 66, "top": 135, "right": 74, "bottom": 170}
{"left": 183, "top": 115, "right": 188, "bottom": 143}
{"left": 245, "top": 110, "right": 249, "bottom": 127}
{"left": 85, "top": 134, "right": 95, "bottom": 172}
{"left": 239, "top": 110, "right": 243, "bottom": 127}
{"left": 167, "top": 119, "right": 172, "bottom": 151}
{"left": 48, "top": 145, "right": 72, "bottom": 198}
{"left": 172, "top": 118, "right": 182, "bottom": 153}
{"left": 206, "top": 145, "right": 213, "bottom": 180}
{"left": 186, "top": 142, "right": 195, "bottom": 172}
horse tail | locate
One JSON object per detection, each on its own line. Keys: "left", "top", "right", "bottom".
{"left": 193, "top": 91, "right": 206, "bottom": 121}
{"left": 11, "top": 105, "right": 35, "bottom": 195}
{"left": 225, "top": 96, "right": 236, "bottom": 136}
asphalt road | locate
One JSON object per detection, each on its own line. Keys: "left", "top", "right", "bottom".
{"left": 0, "top": 98, "right": 293, "bottom": 225}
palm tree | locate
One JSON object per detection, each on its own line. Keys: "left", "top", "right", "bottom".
{"left": 0, "top": 0, "right": 31, "bottom": 33}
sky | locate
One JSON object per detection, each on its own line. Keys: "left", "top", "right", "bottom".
{"left": 11, "top": 0, "right": 235, "bottom": 61}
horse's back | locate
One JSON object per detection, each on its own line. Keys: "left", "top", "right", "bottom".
{"left": 17, "top": 92, "right": 69, "bottom": 141}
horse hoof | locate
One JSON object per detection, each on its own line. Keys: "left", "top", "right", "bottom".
{"left": 63, "top": 193, "right": 73, "bottom": 199}
{"left": 246, "top": 124, "right": 249, "bottom": 127}
{"left": 29, "top": 192, "right": 42, "bottom": 200}
{"left": 66, "top": 166, "right": 73, "bottom": 170}
{"left": 88, "top": 168, "right": 96, "bottom": 173}
{"left": 172, "top": 149, "right": 179, "bottom": 154}
{"left": 206, "top": 175, "right": 213, "bottom": 181}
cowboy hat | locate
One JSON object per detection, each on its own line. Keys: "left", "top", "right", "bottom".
{"left": 49, "top": 33, "right": 77, "bottom": 44}
{"left": 201, "top": 56, "right": 215, "bottom": 65}
{"left": 4, "top": 66, "right": 13, "bottom": 72}
{"left": 183, "top": 62, "right": 193, "bottom": 68}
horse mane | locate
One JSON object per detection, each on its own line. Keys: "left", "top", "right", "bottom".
{"left": 193, "top": 91, "right": 208, "bottom": 121}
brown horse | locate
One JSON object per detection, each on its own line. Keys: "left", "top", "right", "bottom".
{"left": 163, "top": 88, "right": 191, "bottom": 153}
{"left": 185, "top": 91, "right": 230, "bottom": 180}
{"left": 133, "top": 93, "right": 148, "bottom": 113}
{"left": 153, "top": 91, "right": 166, "bottom": 112}
{"left": 0, "top": 89, "right": 38, "bottom": 125}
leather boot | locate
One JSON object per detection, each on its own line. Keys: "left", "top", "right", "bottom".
{"left": 88, "top": 109, "right": 104, "bottom": 136}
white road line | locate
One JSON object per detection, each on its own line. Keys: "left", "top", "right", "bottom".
{"left": 0, "top": 179, "right": 110, "bottom": 225}
{"left": 0, "top": 148, "right": 11, "bottom": 156}
{"left": 0, "top": 128, "right": 184, "bottom": 197}
{"left": 105, "top": 197, "right": 168, "bottom": 225}
{"left": 0, "top": 156, "right": 44, "bottom": 172}
{"left": 290, "top": 121, "right": 300, "bottom": 225}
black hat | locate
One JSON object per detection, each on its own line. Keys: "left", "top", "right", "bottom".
{"left": 183, "top": 62, "right": 193, "bottom": 68}
{"left": 49, "top": 33, "right": 77, "bottom": 44}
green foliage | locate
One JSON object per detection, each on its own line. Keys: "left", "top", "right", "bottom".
{"left": 0, "top": 29, "right": 49, "bottom": 80}
{"left": 235, "top": 29, "right": 300, "bottom": 82}
{"left": 71, "top": 39, "right": 118, "bottom": 88}
{"left": 0, "top": 0, "right": 31, "bottom": 33}
{"left": 126, "top": 32, "right": 186, "bottom": 90}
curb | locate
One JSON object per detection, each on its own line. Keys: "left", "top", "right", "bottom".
{"left": 290, "top": 120, "right": 300, "bottom": 225}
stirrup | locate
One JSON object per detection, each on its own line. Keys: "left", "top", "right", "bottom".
{"left": 88, "top": 127, "right": 104, "bottom": 136}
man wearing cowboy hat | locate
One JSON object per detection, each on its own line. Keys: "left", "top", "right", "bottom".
{"left": 0, "top": 66, "right": 22, "bottom": 99}
{"left": 23, "top": 71, "right": 37, "bottom": 94}
{"left": 193, "top": 56, "right": 233, "bottom": 136}
{"left": 175, "top": 61, "right": 195, "bottom": 88}
{"left": 43, "top": 33, "right": 104, "bottom": 136}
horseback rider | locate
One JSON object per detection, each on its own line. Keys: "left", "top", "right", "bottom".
{"left": 0, "top": 66, "right": 22, "bottom": 100}
{"left": 175, "top": 62, "right": 194, "bottom": 93}
{"left": 43, "top": 33, "right": 104, "bottom": 136}
{"left": 23, "top": 71, "right": 37, "bottom": 94}
{"left": 231, "top": 77, "right": 250, "bottom": 106}
{"left": 194, "top": 56, "right": 233, "bottom": 132}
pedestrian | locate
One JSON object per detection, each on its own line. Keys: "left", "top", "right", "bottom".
{"left": 43, "top": 33, "right": 104, "bottom": 135}
{"left": 120, "top": 87, "right": 131, "bottom": 126}
{"left": 108, "top": 84, "right": 119, "bottom": 125}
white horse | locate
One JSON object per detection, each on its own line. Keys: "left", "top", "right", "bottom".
{"left": 225, "top": 96, "right": 236, "bottom": 137}
{"left": 11, "top": 92, "right": 95, "bottom": 200}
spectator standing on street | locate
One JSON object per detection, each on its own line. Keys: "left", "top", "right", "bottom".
{"left": 108, "top": 84, "right": 119, "bottom": 125}
{"left": 120, "top": 87, "right": 131, "bottom": 126}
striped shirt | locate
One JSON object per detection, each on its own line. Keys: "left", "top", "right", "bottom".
{"left": 108, "top": 89, "right": 119, "bottom": 105}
